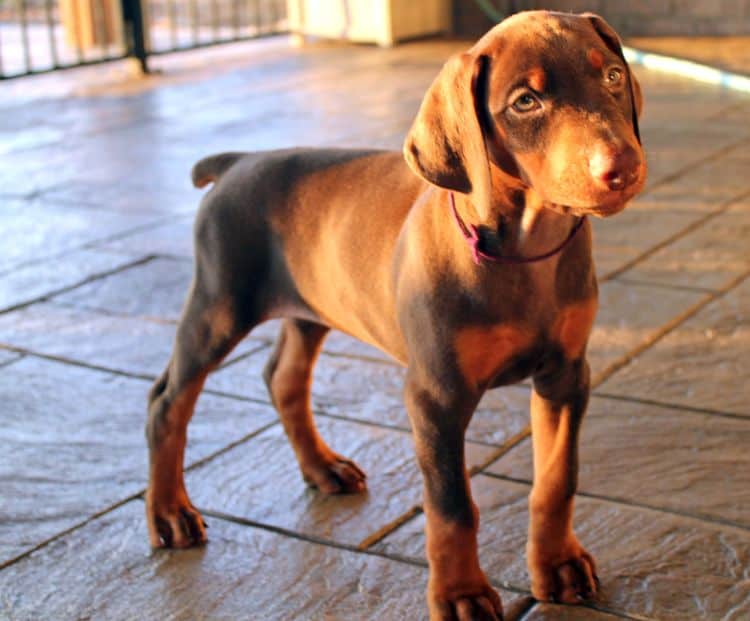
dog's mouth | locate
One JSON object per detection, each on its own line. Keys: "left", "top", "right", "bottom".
{"left": 552, "top": 170, "right": 647, "bottom": 218}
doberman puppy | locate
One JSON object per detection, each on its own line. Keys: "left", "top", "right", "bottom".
{"left": 146, "top": 11, "right": 645, "bottom": 620}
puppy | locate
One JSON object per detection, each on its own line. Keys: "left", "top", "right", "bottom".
{"left": 146, "top": 11, "right": 645, "bottom": 620}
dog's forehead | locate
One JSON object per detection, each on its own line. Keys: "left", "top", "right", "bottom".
{"left": 476, "top": 12, "right": 616, "bottom": 93}
{"left": 473, "top": 10, "right": 596, "bottom": 50}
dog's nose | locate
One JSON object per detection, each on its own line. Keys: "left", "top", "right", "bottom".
{"left": 589, "top": 145, "right": 640, "bottom": 191}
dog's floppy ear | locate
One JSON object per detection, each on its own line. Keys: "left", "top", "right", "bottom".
{"left": 584, "top": 13, "right": 642, "bottom": 142}
{"left": 403, "top": 52, "right": 493, "bottom": 219}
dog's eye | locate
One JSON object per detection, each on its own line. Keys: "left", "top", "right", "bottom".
{"left": 606, "top": 67, "right": 624, "bottom": 85}
{"left": 511, "top": 92, "right": 541, "bottom": 113}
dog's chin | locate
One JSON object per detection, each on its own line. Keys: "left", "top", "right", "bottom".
{"left": 545, "top": 187, "right": 641, "bottom": 218}
{"left": 579, "top": 200, "right": 629, "bottom": 218}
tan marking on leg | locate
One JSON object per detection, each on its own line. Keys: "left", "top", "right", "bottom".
{"left": 553, "top": 297, "right": 597, "bottom": 360}
{"left": 201, "top": 298, "right": 235, "bottom": 348}
{"left": 454, "top": 324, "right": 534, "bottom": 387}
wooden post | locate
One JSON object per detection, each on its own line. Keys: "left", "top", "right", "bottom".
{"left": 60, "top": 0, "right": 123, "bottom": 49}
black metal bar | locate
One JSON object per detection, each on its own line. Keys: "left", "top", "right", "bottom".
{"left": 0, "top": 20, "right": 5, "bottom": 77}
{"left": 16, "top": 0, "right": 32, "bottom": 74}
{"left": 254, "top": 0, "right": 262, "bottom": 35}
{"left": 121, "top": 0, "right": 149, "bottom": 73}
{"left": 233, "top": 0, "right": 241, "bottom": 39}
{"left": 2, "top": 0, "right": 289, "bottom": 81}
{"left": 190, "top": 0, "right": 198, "bottom": 45}
{"left": 211, "top": 0, "right": 219, "bottom": 40}
{"left": 45, "top": 0, "right": 59, "bottom": 68}
{"left": 169, "top": 0, "right": 178, "bottom": 49}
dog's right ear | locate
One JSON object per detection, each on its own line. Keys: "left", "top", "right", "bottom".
{"left": 403, "top": 52, "right": 493, "bottom": 220}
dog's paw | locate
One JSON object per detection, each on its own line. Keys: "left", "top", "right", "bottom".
{"left": 302, "top": 453, "right": 367, "bottom": 494}
{"left": 429, "top": 584, "right": 504, "bottom": 621}
{"left": 146, "top": 491, "right": 207, "bottom": 549}
{"left": 527, "top": 535, "right": 598, "bottom": 604}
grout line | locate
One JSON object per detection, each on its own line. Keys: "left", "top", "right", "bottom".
{"left": 600, "top": 187, "right": 750, "bottom": 283}
{"left": 0, "top": 420, "right": 279, "bottom": 573}
{"left": 0, "top": 491, "right": 144, "bottom": 572}
{"left": 0, "top": 342, "right": 269, "bottom": 385}
{"left": 703, "top": 100, "right": 750, "bottom": 122}
{"left": 0, "top": 353, "right": 23, "bottom": 370}
{"left": 0, "top": 254, "right": 159, "bottom": 316}
{"left": 0, "top": 211, "right": 176, "bottom": 277}
{"left": 591, "top": 266, "right": 750, "bottom": 389}
{"left": 592, "top": 391, "right": 750, "bottom": 422}
{"left": 200, "top": 508, "right": 649, "bottom": 620}
{"left": 643, "top": 138, "right": 750, "bottom": 194}
{"left": 612, "top": 277, "right": 718, "bottom": 295}
{"left": 357, "top": 505, "right": 422, "bottom": 550}
{"left": 470, "top": 428, "right": 532, "bottom": 475}
{"left": 171, "top": 505, "right": 532, "bottom": 599}
{"left": 356, "top": 427, "right": 536, "bottom": 552}
{"left": 500, "top": 597, "right": 537, "bottom": 621}
{"left": 0, "top": 345, "right": 158, "bottom": 382}
{"left": 481, "top": 471, "right": 750, "bottom": 534}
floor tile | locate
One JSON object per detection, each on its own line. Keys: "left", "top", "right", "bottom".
{"left": 95, "top": 215, "right": 195, "bottom": 259}
{"left": 0, "top": 501, "right": 430, "bottom": 621}
{"left": 378, "top": 475, "right": 750, "bottom": 621}
{"left": 641, "top": 124, "right": 748, "bottom": 193}
{"left": 619, "top": 203, "right": 750, "bottom": 291}
{"left": 488, "top": 395, "right": 750, "bottom": 527}
{"left": 206, "top": 349, "right": 532, "bottom": 446}
{"left": 322, "top": 330, "right": 398, "bottom": 363}
{"left": 0, "top": 198, "right": 162, "bottom": 273}
{"left": 645, "top": 142, "right": 750, "bottom": 204}
{"left": 591, "top": 204, "right": 706, "bottom": 278}
{"left": 53, "top": 256, "right": 193, "bottom": 322}
{"left": 0, "top": 356, "right": 276, "bottom": 565}
{"left": 524, "top": 603, "right": 626, "bottom": 620}
{"left": 0, "top": 302, "right": 267, "bottom": 378}
{"left": 599, "top": 277, "right": 750, "bottom": 415}
{"left": 186, "top": 417, "right": 496, "bottom": 547}
{"left": 0, "top": 249, "right": 142, "bottom": 313}
{"left": 0, "top": 349, "right": 22, "bottom": 367}
{"left": 590, "top": 280, "right": 704, "bottom": 382}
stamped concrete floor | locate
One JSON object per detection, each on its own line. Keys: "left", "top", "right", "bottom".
{"left": 1, "top": 36, "right": 750, "bottom": 621}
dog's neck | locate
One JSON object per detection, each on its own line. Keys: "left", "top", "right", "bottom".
{"left": 453, "top": 183, "right": 582, "bottom": 262}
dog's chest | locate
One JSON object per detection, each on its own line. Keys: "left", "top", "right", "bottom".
{"left": 453, "top": 292, "right": 597, "bottom": 388}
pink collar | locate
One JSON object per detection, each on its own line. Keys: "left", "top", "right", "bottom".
{"left": 449, "top": 192, "right": 586, "bottom": 266}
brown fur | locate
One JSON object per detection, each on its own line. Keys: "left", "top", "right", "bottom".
{"left": 146, "top": 11, "right": 646, "bottom": 620}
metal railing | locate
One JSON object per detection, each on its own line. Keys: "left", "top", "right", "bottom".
{"left": 0, "top": 0, "right": 287, "bottom": 79}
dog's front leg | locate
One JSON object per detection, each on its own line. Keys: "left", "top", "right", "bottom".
{"left": 526, "top": 359, "right": 598, "bottom": 604}
{"left": 405, "top": 373, "right": 503, "bottom": 621}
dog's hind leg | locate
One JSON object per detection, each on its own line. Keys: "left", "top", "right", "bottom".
{"left": 145, "top": 281, "right": 252, "bottom": 548}
{"left": 264, "top": 318, "right": 367, "bottom": 494}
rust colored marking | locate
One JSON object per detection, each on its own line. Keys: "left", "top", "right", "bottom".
{"left": 554, "top": 297, "right": 598, "bottom": 360}
{"left": 587, "top": 48, "right": 605, "bottom": 70}
{"left": 527, "top": 66, "right": 547, "bottom": 92}
{"left": 455, "top": 324, "right": 533, "bottom": 386}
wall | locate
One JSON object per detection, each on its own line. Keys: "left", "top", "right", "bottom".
{"left": 453, "top": 0, "right": 750, "bottom": 36}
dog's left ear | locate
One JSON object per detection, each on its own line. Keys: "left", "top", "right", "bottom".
{"left": 403, "top": 52, "right": 494, "bottom": 220}
{"left": 584, "top": 13, "right": 642, "bottom": 142}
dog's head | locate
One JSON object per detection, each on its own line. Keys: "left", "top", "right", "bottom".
{"left": 404, "top": 11, "right": 646, "bottom": 219}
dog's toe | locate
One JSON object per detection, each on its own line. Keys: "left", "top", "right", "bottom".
{"left": 303, "top": 454, "right": 367, "bottom": 494}
{"left": 147, "top": 501, "right": 207, "bottom": 549}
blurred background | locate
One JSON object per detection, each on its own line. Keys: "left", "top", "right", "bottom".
{"left": 2, "top": 0, "right": 750, "bottom": 80}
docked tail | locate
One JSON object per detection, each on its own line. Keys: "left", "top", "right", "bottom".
{"left": 191, "top": 152, "right": 243, "bottom": 188}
